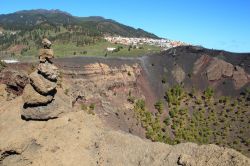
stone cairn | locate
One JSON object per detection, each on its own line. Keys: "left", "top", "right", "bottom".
{"left": 21, "top": 38, "right": 59, "bottom": 120}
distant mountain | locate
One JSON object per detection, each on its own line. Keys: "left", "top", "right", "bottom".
{"left": 0, "top": 9, "right": 158, "bottom": 38}
{"left": 0, "top": 9, "right": 160, "bottom": 55}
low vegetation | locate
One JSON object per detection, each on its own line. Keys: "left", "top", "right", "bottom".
{"left": 132, "top": 85, "right": 250, "bottom": 156}
{"left": 81, "top": 103, "right": 95, "bottom": 115}
{"left": 154, "top": 100, "right": 164, "bottom": 114}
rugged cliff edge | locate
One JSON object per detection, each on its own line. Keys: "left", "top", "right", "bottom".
{"left": 0, "top": 96, "right": 249, "bottom": 166}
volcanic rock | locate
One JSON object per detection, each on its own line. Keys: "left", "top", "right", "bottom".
{"left": 29, "top": 71, "right": 57, "bottom": 95}
{"left": 39, "top": 48, "right": 54, "bottom": 63}
{"left": 171, "top": 65, "right": 185, "bottom": 83}
{"left": 21, "top": 38, "right": 59, "bottom": 120}
{"left": 37, "top": 62, "right": 59, "bottom": 81}
{"left": 0, "top": 70, "right": 29, "bottom": 96}
{"left": 42, "top": 38, "right": 52, "bottom": 49}
{"left": 193, "top": 54, "right": 212, "bottom": 75}
{"left": 21, "top": 100, "right": 62, "bottom": 120}
{"left": 206, "top": 58, "right": 234, "bottom": 81}
{"left": 233, "top": 66, "right": 249, "bottom": 89}
{"left": 22, "top": 84, "right": 53, "bottom": 106}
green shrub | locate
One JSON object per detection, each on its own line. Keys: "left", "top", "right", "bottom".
{"left": 64, "top": 89, "right": 69, "bottom": 95}
{"left": 81, "top": 104, "right": 88, "bottom": 111}
{"left": 204, "top": 87, "right": 214, "bottom": 100}
{"left": 165, "top": 85, "right": 184, "bottom": 106}
{"left": 127, "top": 96, "right": 136, "bottom": 104}
{"left": 154, "top": 100, "right": 164, "bottom": 114}
{"left": 89, "top": 103, "right": 95, "bottom": 110}
{"left": 163, "top": 117, "right": 170, "bottom": 126}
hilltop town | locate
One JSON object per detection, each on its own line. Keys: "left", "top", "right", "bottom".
{"left": 104, "top": 36, "right": 188, "bottom": 50}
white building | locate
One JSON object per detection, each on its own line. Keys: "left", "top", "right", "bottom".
{"left": 106, "top": 47, "right": 116, "bottom": 52}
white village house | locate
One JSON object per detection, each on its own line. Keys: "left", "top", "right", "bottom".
{"left": 106, "top": 47, "right": 116, "bottom": 52}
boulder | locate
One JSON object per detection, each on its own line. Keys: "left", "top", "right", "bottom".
{"left": 39, "top": 49, "right": 54, "bottom": 63}
{"left": 233, "top": 66, "right": 249, "bottom": 89}
{"left": 42, "top": 38, "right": 52, "bottom": 49}
{"left": 29, "top": 71, "right": 57, "bottom": 95}
{"left": 21, "top": 100, "right": 62, "bottom": 120}
{"left": 22, "top": 84, "right": 53, "bottom": 106}
{"left": 37, "top": 62, "right": 59, "bottom": 81}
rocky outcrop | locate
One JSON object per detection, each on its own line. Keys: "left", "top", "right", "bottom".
{"left": 172, "top": 65, "right": 185, "bottom": 83}
{"left": 193, "top": 54, "right": 212, "bottom": 75}
{"left": 0, "top": 70, "right": 29, "bottom": 96}
{"left": 206, "top": 58, "right": 234, "bottom": 81}
{"left": 21, "top": 39, "right": 60, "bottom": 120}
{"left": 193, "top": 56, "right": 249, "bottom": 89}
{"left": 233, "top": 66, "right": 249, "bottom": 89}
{"left": 97, "top": 131, "right": 250, "bottom": 166}
{"left": 61, "top": 63, "right": 140, "bottom": 102}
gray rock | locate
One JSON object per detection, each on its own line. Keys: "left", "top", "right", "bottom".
{"left": 37, "top": 62, "right": 59, "bottom": 81}
{"left": 22, "top": 84, "right": 53, "bottom": 106}
{"left": 21, "top": 99, "right": 62, "bottom": 120}
{"left": 29, "top": 71, "right": 57, "bottom": 95}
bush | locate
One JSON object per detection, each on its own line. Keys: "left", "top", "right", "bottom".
{"left": 64, "top": 89, "right": 69, "bottom": 95}
{"left": 89, "top": 103, "right": 95, "bottom": 110}
{"left": 127, "top": 96, "right": 136, "bottom": 104}
{"left": 204, "top": 87, "right": 214, "bottom": 100}
{"left": 165, "top": 85, "right": 184, "bottom": 106}
{"left": 169, "top": 109, "right": 176, "bottom": 118}
{"left": 81, "top": 104, "right": 88, "bottom": 111}
{"left": 154, "top": 100, "right": 164, "bottom": 114}
{"left": 164, "top": 117, "right": 170, "bottom": 126}
{"left": 135, "top": 99, "right": 145, "bottom": 110}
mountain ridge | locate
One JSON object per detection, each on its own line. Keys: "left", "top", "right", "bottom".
{"left": 0, "top": 9, "right": 159, "bottom": 38}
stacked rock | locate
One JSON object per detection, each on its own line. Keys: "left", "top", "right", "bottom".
{"left": 21, "top": 38, "right": 59, "bottom": 120}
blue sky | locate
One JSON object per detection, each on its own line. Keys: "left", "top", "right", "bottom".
{"left": 0, "top": 0, "right": 249, "bottom": 52}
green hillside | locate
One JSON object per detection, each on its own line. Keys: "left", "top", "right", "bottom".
{"left": 0, "top": 9, "right": 160, "bottom": 58}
